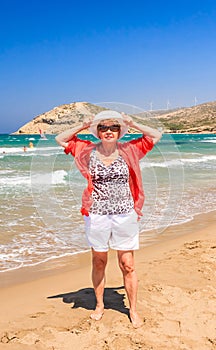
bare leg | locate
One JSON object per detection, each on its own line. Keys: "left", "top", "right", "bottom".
{"left": 118, "top": 250, "right": 143, "bottom": 328}
{"left": 91, "top": 249, "right": 108, "bottom": 320}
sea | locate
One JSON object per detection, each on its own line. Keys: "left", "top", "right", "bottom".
{"left": 0, "top": 133, "right": 215, "bottom": 273}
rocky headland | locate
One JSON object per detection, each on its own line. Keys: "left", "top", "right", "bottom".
{"left": 14, "top": 101, "right": 216, "bottom": 134}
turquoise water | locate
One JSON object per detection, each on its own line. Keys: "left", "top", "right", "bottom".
{"left": 0, "top": 133, "right": 215, "bottom": 273}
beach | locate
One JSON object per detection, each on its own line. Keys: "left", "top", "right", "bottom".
{"left": 0, "top": 210, "right": 215, "bottom": 350}
{"left": 0, "top": 132, "right": 215, "bottom": 349}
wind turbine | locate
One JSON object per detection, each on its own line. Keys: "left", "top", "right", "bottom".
{"left": 166, "top": 99, "right": 171, "bottom": 110}
{"left": 194, "top": 97, "right": 198, "bottom": 106}
{"left": 149, "top": 101, "right": 153, "bottom": 111}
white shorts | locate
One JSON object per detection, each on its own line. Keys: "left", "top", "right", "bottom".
{"left": 84, "top": 210, "right": 139, "bottom": 252}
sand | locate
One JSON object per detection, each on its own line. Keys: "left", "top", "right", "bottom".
{"left": 0, "top": 211, "right": 215, "bottom": 350}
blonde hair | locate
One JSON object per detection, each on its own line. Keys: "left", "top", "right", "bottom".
{"left": 98, "top": 119, "right": 120, "bottom": 125}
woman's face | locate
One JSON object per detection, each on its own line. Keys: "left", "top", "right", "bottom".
{"left": 97, "top": 119, "right": 121, "bottom": 142}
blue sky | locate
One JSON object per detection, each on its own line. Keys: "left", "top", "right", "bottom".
{"left": 1, "top": 0, "right": 216, "bottom": 133}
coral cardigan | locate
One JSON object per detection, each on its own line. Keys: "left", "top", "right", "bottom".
{"left": 64, "top": 135, "right": 154, "bottom": 217}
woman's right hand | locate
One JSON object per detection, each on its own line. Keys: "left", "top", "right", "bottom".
{"left": 82, "top": 115, "right": 94, "bottom": 129}
{"left": 55, "top": 115, "right": 94, "bottom": 147}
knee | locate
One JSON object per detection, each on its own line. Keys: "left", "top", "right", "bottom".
{"left": 119, "top": 260, "right": 135, "bottom": 275}
{"left": 92, "top": 256, "right": 107, "bottom": 271}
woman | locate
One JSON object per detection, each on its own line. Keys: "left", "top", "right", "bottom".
{"left": 55, "top": 110, "right": 162, "bottom": 328}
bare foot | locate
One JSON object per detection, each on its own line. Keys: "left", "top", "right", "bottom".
{"left": 90, "top": 306, "right": 104, "bottom": 321}
{"left": 129, "top": 310, "right": 143, "bottom": 328}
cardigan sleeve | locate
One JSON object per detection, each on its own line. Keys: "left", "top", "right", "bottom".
{"left": 64, "top": 135, "right": 92, "bottom": 157}
{"left": 128, "top": 135, "right": 154, "bottom": 159}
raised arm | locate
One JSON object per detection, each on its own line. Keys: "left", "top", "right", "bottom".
{"left": 55, "top": 116, "right": 93, "bottom": 148}
{"left": 122, "top": 113, "right": 162, "bottom": 145}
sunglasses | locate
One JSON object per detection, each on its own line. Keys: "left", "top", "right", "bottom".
{"left": 97, "top": 124, "right": 121, "bottom": 132}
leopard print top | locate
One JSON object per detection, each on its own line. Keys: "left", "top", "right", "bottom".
{"left": 89, "top": 150, "right": 134, "bottom": 215}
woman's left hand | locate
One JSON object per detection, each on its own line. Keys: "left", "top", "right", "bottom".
{"left": 121, "top": 112, "right": 134, "bottom": 127}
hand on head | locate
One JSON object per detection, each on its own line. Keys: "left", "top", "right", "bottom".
{"left": 121, "top": 112, "right": 133, "bottom": 127}
{"left": 82, "top": 115, "right": 94, "bottom": 129}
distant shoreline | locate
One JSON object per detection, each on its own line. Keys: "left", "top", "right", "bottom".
{"left": 7, "top": 131, "right": 216, "bottom": 135}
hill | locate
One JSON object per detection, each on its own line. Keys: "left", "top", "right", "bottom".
{"left": 148, "top": 101, "right": 216, "bottom": 133}
{"left": 14, "top": 101, "right": 216, "bottom": 134}
{"left": 14, "top": 102, "right": 105, "bottom": 135}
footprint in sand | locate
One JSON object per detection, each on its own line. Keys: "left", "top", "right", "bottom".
{"left": 184, "top": 240, "right": 202, "bottom": 250}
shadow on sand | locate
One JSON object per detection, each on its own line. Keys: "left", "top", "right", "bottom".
{"left": 48, "top": 285, "right": 129, "bottom": 317}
